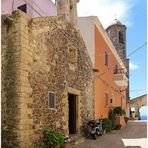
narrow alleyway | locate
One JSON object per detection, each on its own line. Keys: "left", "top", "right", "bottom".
{"left": 68, "top": 120, "right": 147, "bottom": 148}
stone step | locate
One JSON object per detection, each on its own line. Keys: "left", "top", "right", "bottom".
{"left": 68, "top": 134, "right": 85, "bottom": 145}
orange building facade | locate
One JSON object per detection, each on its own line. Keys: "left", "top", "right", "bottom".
{"left": 78, "top": 16, "right": 128, "bottom": 119}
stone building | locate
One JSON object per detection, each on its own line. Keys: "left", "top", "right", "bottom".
{"left": 106, "top": 19, "right": 130, "bottom": 100}
{"left": 1, "top": 7, "right": 95, "bottom": 148}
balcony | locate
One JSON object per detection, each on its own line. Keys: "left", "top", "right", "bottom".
{"left": 114, "top": 69, "right": 128, "bottom": 87}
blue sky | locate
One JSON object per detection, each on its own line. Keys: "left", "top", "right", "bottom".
{"left": 77, "top": 0, "right": 147, "bottom": 99}
{"left": 126, "top": 0, "right": 147, "bottom": 99}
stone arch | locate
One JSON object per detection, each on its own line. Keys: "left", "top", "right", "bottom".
{"left": 126, "top": 94, "right": 147, "bottom": 119}
{"left": 119, "top": 31, "right": 124, "bottom": 43}
{"left": 139, "top": 105, "right": 147, "bottom": 119}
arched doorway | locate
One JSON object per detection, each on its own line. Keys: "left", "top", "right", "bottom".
{"left": 139, "top": 106, "right": 147, "bottom": 120}
{"left": 129, "top": 107, "right": 136, "bottom": 119}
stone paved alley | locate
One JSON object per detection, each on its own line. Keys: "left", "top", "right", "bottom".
{"left": 68, "top": 120, "right": 147, "bottom": 148}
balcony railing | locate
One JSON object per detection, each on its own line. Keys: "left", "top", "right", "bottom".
{"left": 114, "top": 69, "right": 128, "bottom": 87}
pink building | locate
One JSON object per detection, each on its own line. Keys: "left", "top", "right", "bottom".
{"left": 1, "top": 0, "right": 57, "bottom": 17}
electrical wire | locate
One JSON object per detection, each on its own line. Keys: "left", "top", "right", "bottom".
{"left": 24, "top": 0, "right": 146, "bottom": 68}
{"left": 22, "top": 0, "right": 140, "bottom": 97}
{"left": 95, "top": 41, "right": 146, "bottom": 79}
{"left": 123, "top": 41, "right": 147, "bottom": 60}
{"left": 23, "top": 0, "right": 85, "bottom": 51}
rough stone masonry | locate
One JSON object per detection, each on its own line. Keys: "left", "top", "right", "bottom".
{"left": 1, "top": 10, "right": 95, "bottom": 147}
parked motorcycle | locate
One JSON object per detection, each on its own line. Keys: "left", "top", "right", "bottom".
{"left": 87, "top": 118, "right": 103, "bottom": 140}
{"left": 95, "top": 119, "right": 103, "bottom": 136}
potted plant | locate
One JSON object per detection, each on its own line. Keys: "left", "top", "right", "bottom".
{"left": 114, "top": 106, "right": 125, "bottom": 116}
{"left": 102, "top": 118, "right": 112, "bottom": 133}
{"left": 61, "top": 135, "right": 69, "bottom": 148}
{"left": 134, "top": 115, "right": 139, "bottom": 120}
{"left": 109, "top": 110, "right": 116, "bottom": 129}
{"left": 124, "top": 117, "right": 129, "bottom": 123}
{"left": 115, "top": 124, "right": 121, "bottom": 130}
{"left": 43, "top": 127, "right": 65, "bottom": 148}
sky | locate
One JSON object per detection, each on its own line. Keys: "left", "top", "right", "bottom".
{"left": 77, "top": 0, "right": 147, "bottom": 100}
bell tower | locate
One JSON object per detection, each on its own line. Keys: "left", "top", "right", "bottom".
{"left": 106, "top": 19, "right": 127, "bottom": 59}
{"left": 106, "top": 19, "right": 130, "bottom": 100}
{"left": 57, "top": 0, "right": 79, "bottom": 27}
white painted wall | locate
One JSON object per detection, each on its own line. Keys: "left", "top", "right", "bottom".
{"left": 1, "top": 0, "right": 57, "bottom": 16}
{"left": 77, "top": 17, "right": 95, "bottom": 65}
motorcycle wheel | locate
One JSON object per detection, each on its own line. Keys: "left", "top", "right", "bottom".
{"left": 96, "top": 131, "right": 100, "bottom": 136}
{"left": 91, "top": 133, "right": 96, "bottom": 140}
{"left": 99, "top": 131, "right": 103, "bottom": 136}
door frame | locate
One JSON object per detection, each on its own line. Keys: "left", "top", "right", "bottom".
{"left": 67, "top": 87, "right": 80, "bottom": 134}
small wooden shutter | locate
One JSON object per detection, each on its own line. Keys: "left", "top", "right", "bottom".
{"left": 105, "top": 51, "right": 108, "bottom": 66}
{"left": 105, "top": 93, "right": 108, "bottom": 107}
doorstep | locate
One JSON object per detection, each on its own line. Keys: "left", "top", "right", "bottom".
{"left": 67, "top": 134, "right": 85, "bottom": 146}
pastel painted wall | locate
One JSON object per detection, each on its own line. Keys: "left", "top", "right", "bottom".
{"left": 94, "top": 24, "right": 126, "bottom": 118}
{"left": 1, "top": 0, "right": 57, "bottom": 16}
{"left": 77, "top": 17, "right": 95, "bottom": 65}
{"left": 78, "top": 16, "right": 127, "bottom": 119}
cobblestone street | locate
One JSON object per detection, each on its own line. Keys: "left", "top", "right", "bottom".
{"left": 68, "top": 120, "right": 147, "bottom": 148}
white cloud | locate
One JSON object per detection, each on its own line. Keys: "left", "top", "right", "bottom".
{"left": 129, "top": 62, "right": 139, "bottom": 70}
{"left": 77, "top": 0, "right": 137, "bottom": 28}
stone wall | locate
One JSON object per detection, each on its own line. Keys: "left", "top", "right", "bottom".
{"left": 2, "top": 10, "right": 94, "bottom": 147}
{"left": 57, "top": 0, "right": 78, "bottom": 26}
{"left": 2, "top": 12, "right": 33, "bottom": 148}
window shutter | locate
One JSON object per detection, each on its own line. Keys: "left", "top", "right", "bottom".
{"left": 105, "top": 93, "right": 108, "bottom": 107}
{"left": 105, "top": 51, "right": 108, "bottom": 66}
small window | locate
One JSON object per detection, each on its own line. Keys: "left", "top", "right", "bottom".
{"left": 110, "top": 95, "right": 114, "bottom": 107}
{"left": 119, "top": 31, "right": 124, "bottom": 43}
{"left": 18, "top": 4, "right": 27, "bottom": 13}
{"left": 68, "top": 46, "right": 77, "bottom": 64}
{"left": 105, "top": 92, "right": 108, "bottom": 107}
{"left": 48, "top": 92, "right": 56, "bottom": 108}
{"left": 105, "top": 51, "right": 108, "bottom": 66}
{"left": 123, "top": 50, "right": 126, "bottom": 55}
{"left": 114, "top": 64, "right": 118, "bottom": 74}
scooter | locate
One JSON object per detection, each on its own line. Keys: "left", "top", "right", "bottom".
{"left": 87, "top": 119, "right": 103, "bottom": 140}
{"left": 95, "top": 119, "right": 103, "bottom": 136}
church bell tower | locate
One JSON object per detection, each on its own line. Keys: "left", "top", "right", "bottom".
{"left": 106, "top": 19, "right": 130, "bottom": 100}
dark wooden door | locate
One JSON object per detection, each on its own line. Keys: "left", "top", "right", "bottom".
{"left": 68, "top": 94, "right": 76, "bottom": 134}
